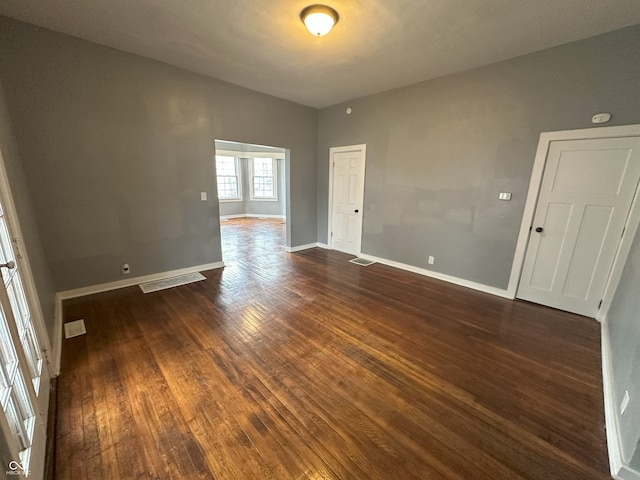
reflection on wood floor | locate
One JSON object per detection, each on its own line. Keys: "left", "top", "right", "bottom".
{"left": 57, "top": 217, "right": 610, "bottom": 479}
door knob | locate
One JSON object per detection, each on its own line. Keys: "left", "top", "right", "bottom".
{"left": 535, "top": 227, "right": 543, "bottom": 233}
{"left": 354, "top": 209, "right": 359, "bottom": 213}
{"left": 0, "top": 260, "right": 15, "bottom": 269}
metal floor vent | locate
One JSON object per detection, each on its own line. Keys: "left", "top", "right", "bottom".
{"left": 349, "top": 257, "right": 376, "bottom": 266}
{"left": 139, "top": 272, "right": 206, "bottom": 294}
{"left": 64, "top": 319, "right": 87, "bottom": 339}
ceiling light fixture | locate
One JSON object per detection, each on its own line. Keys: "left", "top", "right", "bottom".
{"left": 300, "top": 4, "right": 339, "bottom": 36}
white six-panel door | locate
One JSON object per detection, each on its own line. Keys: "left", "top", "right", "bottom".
{"left": 517, "top": 136, "right": 640, "bottom": 317}
{"left": 329, "top": 145, "right": 366, "bottom": 256}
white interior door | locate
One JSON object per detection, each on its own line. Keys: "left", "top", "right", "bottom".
{"left": 517, "top": 136, "right": 640, "bottom": 317}
{"left": 329, "top": 145, "right": 366, "bottom": 256}
{"left": 0, "top": 190, "right": 50, "bottom": 477}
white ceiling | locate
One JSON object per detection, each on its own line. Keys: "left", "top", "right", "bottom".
{"left": 1, "top": 1, "right": 640, "bottom": 108}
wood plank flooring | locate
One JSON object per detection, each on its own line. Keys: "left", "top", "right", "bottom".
{"left": 57, "top": 217, "right": 610, "bottom": 479}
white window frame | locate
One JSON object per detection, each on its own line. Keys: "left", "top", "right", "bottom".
{"left": 249, "top": 157, "right": 278, "bottom": 201}
{"left": 215, "top": 154, "right": 242, "bottom": 202}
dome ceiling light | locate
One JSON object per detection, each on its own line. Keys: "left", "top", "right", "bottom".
{"left": 300, "top": 4, "right": 339, "bottom": 36}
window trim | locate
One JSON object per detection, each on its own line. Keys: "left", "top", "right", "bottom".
{"left": 215, "top": 155, "right": 242, "bottom": 202}
{"left": 249, "top": 157, "right": 278, "bottom": 202}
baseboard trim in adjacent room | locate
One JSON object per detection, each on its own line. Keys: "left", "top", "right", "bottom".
{"left": 284, "top": 243, "right": 322, "bottom": 253}
{"left": 54, "top": 261, "right": 225, "bottom": 375}
{"left": 246, "top": 214, "right": 285, "bottom": 219}
{"left": 601, "top": 319, "right": 640, "bottom": 480}
{"left": 358, "top": 253, "right": 513, "bottom": 299}
{"left": 220, "top": 214, "right": 285, "bottom": 220}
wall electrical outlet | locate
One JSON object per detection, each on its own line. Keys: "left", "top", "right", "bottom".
{"left": 428, "top": 256, "right": 435, "bottom": 265}
{"left": 621, "top": 390, "right": 630, "bottom": 415}
{"left": 121, "top": 263, "right": 130, "bottom": 275}
{"left": 200, "top": 191, "right": 207, "bottom": 201}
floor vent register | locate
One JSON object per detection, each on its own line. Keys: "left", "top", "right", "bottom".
{"left": 139, "top": 272, "right": 206, "bottom": 293}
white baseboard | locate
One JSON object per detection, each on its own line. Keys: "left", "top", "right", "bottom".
{"left": 317, "top": 243, "right": 329, "bottom": 249}
{"left": 284, "top": 242, "right": 322, "bottom": 253}
{"left": 53, "top": 261, "right": 225, "bottom": 374}
{"left": 246, "top": 214, "right": 285, "bottom": 219}
{"left": 601, "top": 318, "right": 640, "bottom": 480}
{"left": 56, "top": 262, "right": 225, "bottom": 301}
{"left": 358, "top": 253, "right": 513, "bottom": 299}
{"left": 602, "top": 317, "right": 624, "bottom": 477}
{"left": 220, "top": 214, "right": 285, "bottom": 220}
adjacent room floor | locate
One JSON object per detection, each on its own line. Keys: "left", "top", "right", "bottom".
{"left": 56, "top": 218, "right": 610, "bottom": 479}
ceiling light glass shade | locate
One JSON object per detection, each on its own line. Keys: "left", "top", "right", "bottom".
{"left": 300, "top": 5, "right": 339, "bottom": 36}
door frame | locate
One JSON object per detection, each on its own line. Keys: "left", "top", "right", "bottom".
{"left": 214, "top": 139, "right": 290, "bottom": 248}
{"left": 0, "top": 152, "right": 54, "bottom": 375}
{"left": 327, "top": 144, "right": 367, "bottom": 254}
{"left": 507, "top": 124, "right": 640, "bottom": 320}
{"left": 0, "top": 148, "right": 53, "bottom": 478}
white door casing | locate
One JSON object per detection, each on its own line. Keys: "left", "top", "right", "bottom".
{"left": 0, "top": 153, "right": 51, "bottom": 478}
{"left": 328, "top": 145, "right": 366, "bottom": 256}
{"left": 514, "top": 130, "right": 640, "bottom": 318}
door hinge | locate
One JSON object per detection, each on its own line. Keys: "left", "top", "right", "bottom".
{"left": 11, "top": 237, "right": 23, "bottom": 259}
{"left": 42, "top": 347, "right": 52, "bottom": 368}
{"left": 331, "top": 231, "right": 333, "bottom": 237}
{"left": 598, "top": 300, "right": 603, "bottom": 310}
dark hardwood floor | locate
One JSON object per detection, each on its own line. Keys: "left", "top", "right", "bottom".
{"left": 57, "top": 217, "right": 610, "bottom": 479}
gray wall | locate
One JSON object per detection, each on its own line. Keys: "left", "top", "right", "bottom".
{"left": 607, "top": 228, "right": 640, "bottom": 462}
{"left": 0, "top": 82, "right": 55, "bottom": 340}
{"left": 1, "top": 9, "right": 639, "bottom": 466}
{"left": 0, "top": 17, "right": 317, "bottom": 291}
{"left": 218, "top": 158, "right": 286, "bottom": 217}
{"left": 317, "top": 24, "right": 640, "bottom": 290}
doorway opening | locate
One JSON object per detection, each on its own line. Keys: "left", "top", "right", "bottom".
{"left": 214, "top": 139, "right": 288, "bottom": 266}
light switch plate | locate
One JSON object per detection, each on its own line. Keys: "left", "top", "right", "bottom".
{"left": 200, "top": 192, "right": 207, "bottom": 201}
{"left": 499, "top": 192, "right": 512, "bottom": 201}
